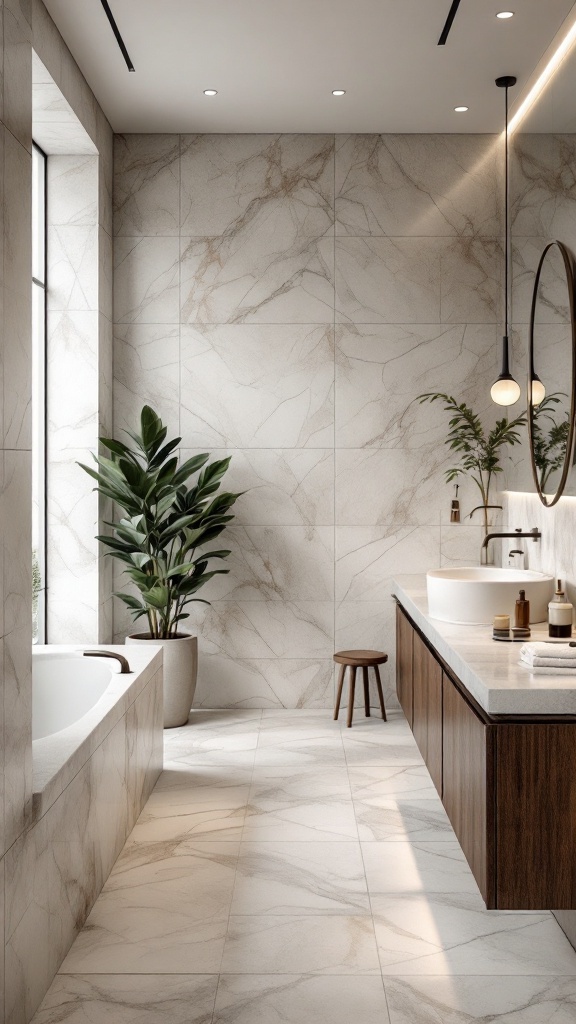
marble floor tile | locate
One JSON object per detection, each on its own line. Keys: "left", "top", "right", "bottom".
{"left": 354, "top": 797, "right": 455, "bottom": 842}
{"left": 254, "top": 721, "right": 347, "bottom": 767}
{"left": 244, "top": 767, "right": 358, "bottom": 841}
{"left": 221, "top": 915, "right": 381, "bottom": 974}
{"left": 60, "top": 843, "right": 239, "bottom": 974}
{"left": 384, "top": 975, "right": 576, "bottom": 1023}
{"left": 31, "top": 974, "right": 218, "bottom": 1024}
{"left": 342, "top": 721, "right": 425, "bottom": 768}
{"left": 213, "top": 975, "right": 390, "bottom": 1024}
{"left": 362, "top": 842, "right": 479, "bottom": 895}
{"left": 372, "top": 893, "right": 576, "bottom": 975}
{"left": 163, "top": 711, "right": 261, "bottom": 766}
{"left": 349, "top": 764, "right": 439, "bottom": 801}
{"left": 231, "top": 841, "right": 370, "bottom": 915}
{"left": 126, "top": 765, "right": 253, "bottom": 843}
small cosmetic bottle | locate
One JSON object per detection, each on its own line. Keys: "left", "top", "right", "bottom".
{"left": 515, "top": 589, "right": 530, "bottom": 629}
{"left": 450, "top": 484, "right": 460, "bottom": 524}
{"left": 548, "top": 580, "right": 573, "bottom": 639}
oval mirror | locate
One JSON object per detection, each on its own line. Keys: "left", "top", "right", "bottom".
{"left": 528, "top": 240, "right": 576, "bottom": 506}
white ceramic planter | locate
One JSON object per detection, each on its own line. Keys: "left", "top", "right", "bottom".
{"left": 126, "top": 632, "right": 198, "bottom": 728}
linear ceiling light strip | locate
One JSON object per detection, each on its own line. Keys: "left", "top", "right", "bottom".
{"left": 99, "top": 0, "right": 135, "bottom": 71}
{"left": 438, "top": 0, "right": 463, "bottom": 45}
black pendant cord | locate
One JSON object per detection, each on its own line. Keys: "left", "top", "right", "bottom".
{"left": 504, "top": 82, "right": 509, "bottom": 340}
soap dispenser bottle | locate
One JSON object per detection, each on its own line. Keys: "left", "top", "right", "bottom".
{"left": 515, "top": 589, "right": 530, "bottom": 629}
{"left": 548, "top": 580, "right": 573, "bottom": 638}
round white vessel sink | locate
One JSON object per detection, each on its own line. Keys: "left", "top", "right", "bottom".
{"left": 426, "top": 567, "right": 554, "bottom": 625}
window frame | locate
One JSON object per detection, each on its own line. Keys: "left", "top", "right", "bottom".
{"left": 32, "top": 141, "right": 48, "bottom": 644}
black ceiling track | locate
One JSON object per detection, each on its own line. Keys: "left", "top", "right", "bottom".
{"left": 438, "top": 0, "right": 463, "bottom": 45}
{"left": 99, "top": 0, "right": 135, "bottom": 71}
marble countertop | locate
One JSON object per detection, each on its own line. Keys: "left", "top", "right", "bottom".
{"left": 393, "top": 575, "right": 576, "bottom": 716}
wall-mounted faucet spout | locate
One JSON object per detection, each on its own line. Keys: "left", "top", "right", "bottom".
{"left": 481, "top": 528, "right": 541, "bottom": 565}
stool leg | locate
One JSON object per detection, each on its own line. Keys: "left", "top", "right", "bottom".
{"left": 347, "top": 666, "right": 356, "bottom": 728}
{"left": 362, "top": 666, "right": 370, "bottom": 717}
{"left": 373, "top": 664, "right": 387, "bottom": 721}
{"left": 334, "top": 664, "right": 346, "bottom": 721}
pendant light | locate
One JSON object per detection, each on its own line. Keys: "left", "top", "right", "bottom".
{"left": 491, "top": 75, "right": 521, "bottom": 406}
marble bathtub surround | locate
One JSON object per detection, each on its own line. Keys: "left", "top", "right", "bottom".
{"left": 32, "top": 708, "right": 576, "bottom": 1023}
{"left": 112, "top": 132, "right": 505, "bottom": 710}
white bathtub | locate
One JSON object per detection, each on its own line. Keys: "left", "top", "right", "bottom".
{"left": 33, "top": 652, "right": 113, "bottom": 740}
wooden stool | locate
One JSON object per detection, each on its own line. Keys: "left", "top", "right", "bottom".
{"left": 333, "top": 650, "right": 388, "bottom": 728}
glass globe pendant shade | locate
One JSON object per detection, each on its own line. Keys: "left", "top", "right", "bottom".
{"left": 530, "top": 375, "right": 546, "bottom": 406}
{"left": 491, "top": 374, "right": 521, "bottom": 406}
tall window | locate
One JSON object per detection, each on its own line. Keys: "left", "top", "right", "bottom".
{"left": 32, "top": 143, "right": 47, "bottom": 643}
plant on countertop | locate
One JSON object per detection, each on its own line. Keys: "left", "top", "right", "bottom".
{"left": 532, "top": 392, "right": 570, "bottom": 493}
{"left": 79, "top": 405, "right": 242, "bottom": 639}
{"left": 417, "top": 393, "right": 527, "bottom": 536}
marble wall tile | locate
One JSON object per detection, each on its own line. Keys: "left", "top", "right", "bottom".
{"left": 47, "top": 311, "right": 98, "bottom": 451}
{"left": 126, "top": 672, "right": 163, "bottom": 831}
{"left": 47, "top": 225, "right": 98, "bottom": 311}
{"left": 114, "top": 236, "right": 180, "bottom": 323}
{"left": 336, "top": 448, "right": 463, "bottom": 529}
{"left": 180, "top": 233, "right": 334, "bottom": 325}
{"left": 440, "top": 523, "right": 487, "bottom": 567}
{"left": 335, "top": 323, "right": 498, "bottom": 450}
{"left": 335, "top": 237, "right": 441, "bottom": 324}
{"left": 33, "top": 974, "right": 220, "bottom": 1024}
{"left": 3, "top": 0, "right": 32, "bottom": 153}
{"left": 114, "top": 133, "right": 180, "bottom": 236}
{"left": 113, "top": 323, "right": 180, "bottom": 436}
{"left": 3, "top": 129, "right": 31, "bottom": 449}
{"left": 180, "top": 133, "right": 334, "bottom": 237}
{"left": 512, "top": 133, "right": 576, "bottom": 239}
{"left": 205, "top": 525, "right": 334, "bottom": 602}
{"left": 439, "top": 237, "right": 500, "bottom": 323}
{"left": 180, "top": 324, "right": 334, "bottom": 448}
{"left": 187, "top": 600, "right": 334, "bottom": 659}
{"left": 3, "top": 625, "right": 32, "bottom": 851}
{"left": 336, "top": 526, "right": 441, "bottom": 603}
{"left": 0, "top": 853, "right": 4, "bottom": 1022}
{"left": 335, "top": 133, "right": 499, "bottom": 237}
{"left": 180, "top": 448, "right": 334, "bottom": 528}
{"left": 98, "top": 227, "right": 113, "bottom": 321}
{"left": 192, "top": 656, "right": 334, "bottom": 709}
{"left": 47, "top": 154, "right": 98, "bottom": 226}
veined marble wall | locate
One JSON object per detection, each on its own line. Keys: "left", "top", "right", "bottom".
{"left": 113, "top": 133, "right": 503, "bottom": 708}
{"left": 0, "top": 2, "right": 113, "bottom": 1021}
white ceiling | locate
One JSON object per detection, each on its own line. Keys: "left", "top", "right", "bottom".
{"left": 42, "top": 0, "right": 576, "bottom": 133}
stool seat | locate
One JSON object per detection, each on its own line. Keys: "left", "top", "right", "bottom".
{"left": 334, "top": 649, "right": 388, "bottom": 667}
{"left": 333, "top": 650, "right": 388, "bottom": 727}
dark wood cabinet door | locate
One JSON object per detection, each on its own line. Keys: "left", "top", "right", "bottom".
{"left": 412, "top": 629, "right": 443, "bottom": 795}
{"left": 496, "top": 724, "right": 576, "bottom": 909}
{"left": 442, "top": 674, "right": 494, "bottom": 906}
{"left": 396, "top": 605, "right": 413, "bottom": 726}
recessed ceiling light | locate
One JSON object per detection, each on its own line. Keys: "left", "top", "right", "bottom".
{"left": 454, "top": 105, "right": 469, "bottom": 112}
{"left": 203, "top": 89, "right": 218, "bottom": 96}
{"left": 496, "top": 11, "right": 514, "bottom": 18}
{"left": 332, "top": 89, "right": 346, "bottom": 96}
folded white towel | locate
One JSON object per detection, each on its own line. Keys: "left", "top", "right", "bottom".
{"left": 523, "top": 656, "right": 576, "bottom": 669}
{"left": 520, "top": 642, "right": 576, "bottom": 664}
{"left": 519, "top": 662, "right": 576, "bottom": 675}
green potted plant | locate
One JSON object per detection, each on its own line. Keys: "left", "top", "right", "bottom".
{"left": 417, "top": 393, "right": 527, "bottom": 536}
{"left": 79, "top": 406, "right": 241, "bottom": 727}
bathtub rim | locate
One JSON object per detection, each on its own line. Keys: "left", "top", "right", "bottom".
{"left": 32, "top": 644, "right": 163, "bottom": 821}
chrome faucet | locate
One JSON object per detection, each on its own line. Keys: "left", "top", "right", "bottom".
{"left": 481, "top": 528, "right": 541, "bottom": 565}
{"left": 83, "top": 650, "right": 131, "bottom": 673}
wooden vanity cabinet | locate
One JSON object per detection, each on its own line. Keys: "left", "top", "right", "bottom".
{"left": 395, "top": 602, "right": 576, "bottom": 910}
{"left": 412, "top": 630, "right": 443, "bottom": 795}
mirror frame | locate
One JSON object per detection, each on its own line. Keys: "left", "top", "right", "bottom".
{"left": 528, "top": 239, "right": 576, "bottom": 507}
